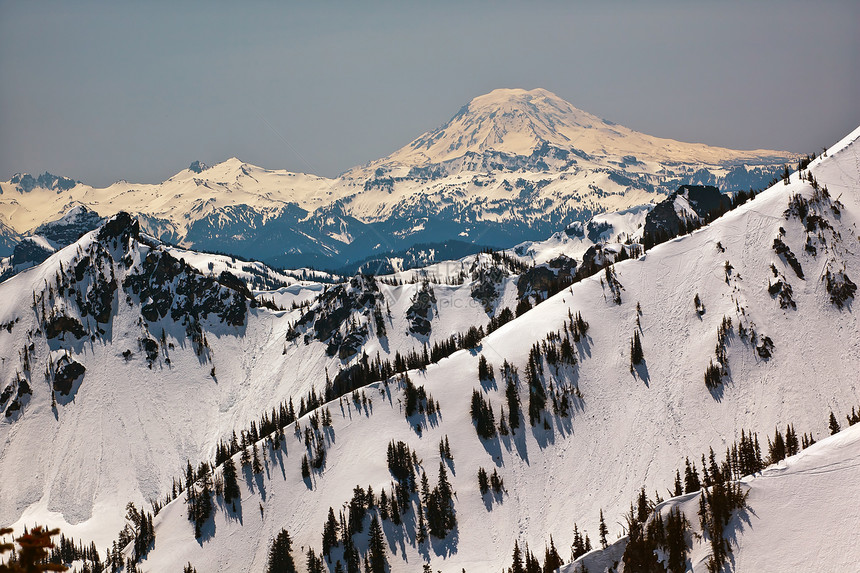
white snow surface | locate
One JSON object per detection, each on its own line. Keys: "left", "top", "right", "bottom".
{"left": 137, "top": 128, "right": 860, "bottom": 570}
{"left": 563, "top": 423, "right": 860, "bottom": 572}
{"left": 1, "top": 126, "right": 857, "bottom": 571}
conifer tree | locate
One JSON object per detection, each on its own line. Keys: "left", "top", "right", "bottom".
{"left": 785, "top": 424, "right": 799, "bottom": 456}
{"left": 305, "top": 549, "right": 323, "bottom": 573}
{"left": 322, "top": 507, "right": 339, "bottom": 559}
{"left": 367, "top": 515, "right": 386, "bottom": 573}
{"left": 630, "top": 330, "right": 644, "bottom": 367}
{"left": 511, "top": 541, "right": 525, "bottom": 573}
{"left": 222, "top": 457, "right": 240, "bottom": 506}
{"left": 266, "top": 529, "right": 297, "bottom": 573}
{"left": 525, "top": 546, "right": 541, "bottom": 573}
{"left": 767, "top": 428, "right": 786, "bottom": 463}
{"left": 477, "top": 467, "right": 489, "bottom": 495}
{"left": 598, "top": 509, "right": 609, "bottom": 549}
{"left": 506, "top": 373, "right": 521, "bottom": 431}
{"left": 829, "top": 411, "right": 841, "bottom": 435}
{"left": 416, "top": 503, "right": 428, "bottom": 544}
{"left": 437, "top": 462, "right": 456, "bottom": 530}
{"left": 543, "top": 536, "right": 563, "bottom": 572}
{"left": 683, "top": 458, "right": 700, "bottom": 493}
{"left": 664, "top": 508, "right": 687, "bottom": 573}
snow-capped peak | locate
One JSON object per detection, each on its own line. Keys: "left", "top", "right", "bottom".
{"left": 363, "top": 88, "right": 796, "bottom": 170}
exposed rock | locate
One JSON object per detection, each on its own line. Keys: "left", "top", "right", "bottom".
{"left": 11, "top": 238, "right": 54, "bottom": 268}
{"left": 10, "top": 171, "right": 78, "bottom": 193}
{"left": 45, "top": 315, "right": 86, "bottom": 340}
{"left": 53, "top": 359, "right": 86, "bottom": 395}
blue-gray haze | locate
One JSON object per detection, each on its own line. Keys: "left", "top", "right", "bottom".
{"left": 1, "top": 1, "right": 857, "bottom": 187}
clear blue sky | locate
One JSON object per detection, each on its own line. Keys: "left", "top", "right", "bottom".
{"left": 1, "top": 1, "right": 858, "bottom": 187}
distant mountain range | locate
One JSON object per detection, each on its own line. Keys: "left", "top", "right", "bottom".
{"left": 0, "top": 89, "right": 797, "bottom": 269}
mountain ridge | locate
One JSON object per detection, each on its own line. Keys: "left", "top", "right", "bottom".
{"left": 0, "top": 89, "right": 798, "bottom": 268}
{"left": 0, "top": 125, "right": 855, "bottom": 571}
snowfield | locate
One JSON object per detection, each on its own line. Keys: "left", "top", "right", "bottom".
{"left": 0, "top": 123, "right": 856, "bottom": 571}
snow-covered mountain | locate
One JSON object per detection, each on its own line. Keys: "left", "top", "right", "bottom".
{"left": 135, "top": 125, "right": 859, "bottom": 572}
{"left": 2, "top": 122, "right": 855, "bottom": 572}
{"left": 357, "top": 88, "right": 791, "bottom": 169}
{"left": 0, "top": 89, "right": 796, "bottom": 269}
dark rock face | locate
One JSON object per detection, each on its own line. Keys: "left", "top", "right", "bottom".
{"left": 407, "top": 282, "right": 436, "bottom": 336}
{"left": 35, "top": 206, "right": 103, "bottom": 246}
{"left": 140, "top": 337, "right": 159, "bottom": 364}
{"left": 336, "top": 326, "right": 369, "bottom": 360}
{"left": 217, "top": 271, "right": 252, "bottom": 299}
{"left": 123, "top": 249, "right": 249, "bottom": 327}
{"left": 547, "top": 254, "right": 577, "bottom": 275}
{"left": 517, "top": 266, "right": 558, "bottom": 298}
{"left": 471, "top": 266, "right": 505, "bottom": 311}
{"left": 45, "top": 315, "right": 87, "bottom": 340}
{"left": 188, "top": 160, "right": 208, "bottom": 173}
{"left": 643, "top": 185, "right": 732, "bottom": 248}
{"left": 98, "top": 212, "right": 140, "bottom": 246}
{"left": 53, "top": 359, "right": 86, "bottom": 395}
{"left": 11, "top": 238, "right": 53, "bottom": 268}
{"left": 586, "top": 220, "right": 612, "bottom": 244}
{"left": 289, "top": 274, "right": 382, "bottom": 358}
{"left": 10, "top": 172, "right": 78, "bottom": 193}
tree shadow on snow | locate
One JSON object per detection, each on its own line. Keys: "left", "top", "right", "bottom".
{"left": 631, "top": 359, "right": 650, "bottom": 387}
{"left": 216, "top": 495, "right": 243, "bottom": 526}
{"left": 477, "top": 433, "right": 505, "bottom": 466}
{"left": 428, "top": 526, "right": 459, "bottom": 558}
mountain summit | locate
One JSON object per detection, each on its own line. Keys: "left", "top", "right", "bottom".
{"left": 1, "top": 89, "right": 798, "bottom": 269}
{"left": 369, "top": 88, "right": 794, "bottom": 169}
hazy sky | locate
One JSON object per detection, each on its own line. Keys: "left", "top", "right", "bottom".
{"left": 1, "top": 1, "right": 858, "bottom": 187}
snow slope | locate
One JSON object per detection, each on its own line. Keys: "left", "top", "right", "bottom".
{"left": 129, "top": 127, "right": 859, "bottom": 572}
{"left": 0, "top": 227, "right": 522, "bottom": 545}
{"left": 563, "top": 423, "right": 860, "bottom": 573}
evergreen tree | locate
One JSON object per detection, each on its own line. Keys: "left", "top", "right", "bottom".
{"left": 240, "top": 443, "right": 251, "bottom": 469}
{"left": 266, "top": 529, "right": 297, "bottom": 573}
{"left": 767, "top": 427, "right": 786, "bottom": 463}
{"left": 252, "top": 442, "right": 263, "bottom": 474}
{"left": 478, "top": 354, "right": 494, "bottom": 381}
{"left": 511, "top": 540, "right": 525, "bottom": 573}
{"left": 543, "top": 536, "right": 563, "bottom": 572}
{"left": 598, "top": 509, "right": 608, "bottom": 549}
{"left": 683, "top": 458, "right": 700, "bottom": 493}
{"left": 222, "top": 457, "right": 240, "bottom": 506}
{"left": 673, "top": 470, "right": 683, "bottom": 497}
{"left": 477, "top": 467, "right": 489, "bottom": 495}
{"left": 571, "top": 524, "right": 586, "bottom": 560}
{"left": 194, "top": 479, "right": 212, "bottom": 538}
{"left": 416, "top": 503, "right": 428, "bottom": 544}
{"left": 785, "top": 424, "right": 799, "bottom": 456}
{"left": 630, "top": 330, "right": 644, "bottom": 367}
{"left": 367, "top": 515, "right": 386, "bottom": 573}
{"left": 664, "top": 508, "right": 687, "bottom": 573}
{"left": 829, "top": 411, "right": 841, "bottom": 435}
{"left": 505, "top": 364, "right": 521, "bottom": 431}
{"left": 470, "top": 389, "right": 497, "bottom": 439}
{"left": 525, "top": 546, "right": 541, "bottom": 573}
{"left": 305, "top": 549, "right": 323, "bottom": 573}
{"left": 322, "top": 507, "right": 339, "bottom": 559}
{"left": 437, "top": 462, "right": 456, "bottom": 531}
